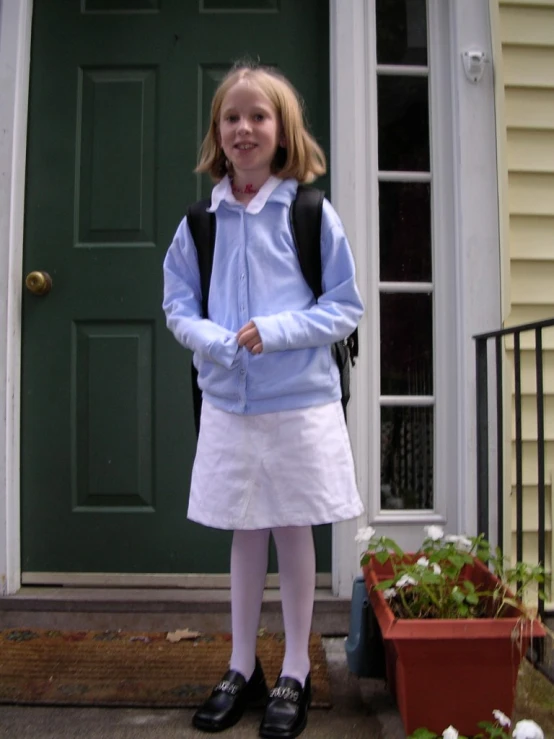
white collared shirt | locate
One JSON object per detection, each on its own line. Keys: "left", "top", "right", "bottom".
{"left": 207, "top": 175, "right": 282, "bottom": 215}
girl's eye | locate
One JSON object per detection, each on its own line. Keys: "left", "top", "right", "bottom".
{"left": 226, "top": 114, "right": 238, "bottom": 123}
{"left": 253, "top": 114, "right": 264, "bottom": 122}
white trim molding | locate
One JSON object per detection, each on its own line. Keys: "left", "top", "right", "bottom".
{"left": 330, "top": 0, "right": 376, "bottom": 597}
{"left": 0, "top": 0, "right": 33, "bottom": 595}
{"left": 448, "top": 0, "right": 502, "bottom": 537}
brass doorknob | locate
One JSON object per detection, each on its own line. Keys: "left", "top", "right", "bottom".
{"left": 25, "top": 271, "right": 53, "bottom": 296}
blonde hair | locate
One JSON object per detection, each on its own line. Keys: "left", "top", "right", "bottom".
{"left": 195, "top": 64, "right": 326, "bottom": 184}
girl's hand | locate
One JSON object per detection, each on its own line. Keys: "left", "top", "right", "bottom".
{"left": 237, "top": 321, "right": 263, "bottom": 354}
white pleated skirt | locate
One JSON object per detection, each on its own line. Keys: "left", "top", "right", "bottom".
{"left": 188, "top": 399, "right": 364, "bottom": 530}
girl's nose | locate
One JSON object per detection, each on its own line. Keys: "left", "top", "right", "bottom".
{"left": 237, "top": 117, "right": 252, "bottom": 134}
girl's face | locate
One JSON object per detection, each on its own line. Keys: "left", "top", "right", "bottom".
{"left": 218, "top": 80, "right": 283, "bottom": 187}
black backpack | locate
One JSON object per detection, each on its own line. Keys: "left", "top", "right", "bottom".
{"left": 186, "top": 185, "right": 358, "bottom": 435}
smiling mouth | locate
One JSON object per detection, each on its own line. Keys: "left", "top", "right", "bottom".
{"left": 235, "top": 143, "right": 257, "bottom": 150}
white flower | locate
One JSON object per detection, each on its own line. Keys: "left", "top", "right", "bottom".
{"left": 442, "top": 726, "right": 459, "bottom": 739}
{"left": 424, "top": 525, "right": 444, "bottom": 541}
{"left": 512, "top": 719, "right": 544, "bottom": 739}
{"left": 383, "top": 588, "right": 397, "bottom": 600}
{"left": 493, "top": 709, "right": 511, "bottom": 728}
{"left": 444, "top": 534, "right": 473, "bottom": 551}
{"left": 355, "top": 526, "right": 376, "bottom": 544}
{"left": 396, "top": 574, "right": 417, "bottom": 588}
{"left": 415, "top": 555, "right": 441, "bottom": 575}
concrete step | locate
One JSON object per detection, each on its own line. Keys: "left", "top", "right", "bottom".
{"left": 0, "top": 587, "right": 352, "bottom": 634}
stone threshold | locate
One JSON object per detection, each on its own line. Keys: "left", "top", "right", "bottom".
{"left": 0, "top": 587, "right": 352, "bottom": 635}
{"left": 0, "top": 587, "right": 350, "bottom": 614}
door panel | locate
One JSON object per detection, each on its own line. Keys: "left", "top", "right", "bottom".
{"left": 21, "top": 0, "right": 330, "bottom": 574}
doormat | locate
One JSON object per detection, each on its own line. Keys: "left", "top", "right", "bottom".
{"left": 0, "top": 629, "right": 331, "bottom": 709}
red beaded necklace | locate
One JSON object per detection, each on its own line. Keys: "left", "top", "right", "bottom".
{"left": 231, "top": 181, "right": 259, "bottom": 195}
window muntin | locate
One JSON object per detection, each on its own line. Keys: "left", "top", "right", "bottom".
{"left": 377, "top": 0, "right": 434, "bottom": 511}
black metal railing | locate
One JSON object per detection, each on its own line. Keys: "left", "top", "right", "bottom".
{"left": 474, "top": 318, "right": 553, "bottom": 673}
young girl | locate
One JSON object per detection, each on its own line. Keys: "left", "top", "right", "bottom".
{"left": 163, "top": 64, "right": 364, "bottom": 738}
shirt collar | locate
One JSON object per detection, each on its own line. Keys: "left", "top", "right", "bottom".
{"left": 207, "top": 175, "right": 296, "bottom": 215}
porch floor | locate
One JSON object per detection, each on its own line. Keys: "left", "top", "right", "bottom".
{"left": 0, "top": 626, "right": 406, "bottom": 738}
{"left": 0, "top": 592, "right": 552, "bottom": 738}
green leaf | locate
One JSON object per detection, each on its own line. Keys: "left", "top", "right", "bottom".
{"left": 408, "top": 729, "right": 438, "bottom": 739}
{"left": 374, "top": 579, "right": 395, "bottom": 591}
{"left": 382, "top": 538, "right": 404, "bottom": 556}
{"left": 451, "top": 588, "right": 465, "bottom": 604}
{"left": 477, "top": 720, "right": 510, "bottom": 738}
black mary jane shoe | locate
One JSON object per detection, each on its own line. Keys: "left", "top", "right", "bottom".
{"left": 192, "top": 657, "right": 268, "bottom": 733}
{"left": 259, "top": 673, "right": 311, "bottom": 739}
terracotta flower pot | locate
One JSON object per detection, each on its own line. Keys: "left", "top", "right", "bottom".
{"left": 363, "top": 555, "right": 546, "bottom": 736}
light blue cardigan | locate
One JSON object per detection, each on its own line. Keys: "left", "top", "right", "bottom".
{"left": 163, "top": 176, "right": 364, "bottom": 415}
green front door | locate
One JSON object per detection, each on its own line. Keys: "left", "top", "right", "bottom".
{"left": 21, "top": 0, "right": 330, "bottom": 576}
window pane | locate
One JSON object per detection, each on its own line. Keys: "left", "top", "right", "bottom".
{"left": 380, "top": 293, "right": 433, "bottom": 395}
{"left": 378, "top": 76, "right": 429, "bottom": 171}
{"left": 376, "top": 0, "right": 427, "bottom": 66}
{"left": 379, "top": 182, "right": 431, "bottom": 282}
{"left": 381, "top": 405, "right": 433, "bottom": 509}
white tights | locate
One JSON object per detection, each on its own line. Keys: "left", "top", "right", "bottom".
{"left": 229, "top": 526, "right": 316, "bottom": 686}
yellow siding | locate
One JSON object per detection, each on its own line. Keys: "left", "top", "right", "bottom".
{"left": 500, "top": 5, "right": 554, "bottom": 44}
{"left": 505, "top": 328, "right": 554, "bottom": 350}
{"left": 510, "top": 397, "right": 554, "bottom": 440}
{"left": 510, "top": 486, "right": 553, "bottom": 531}
{"left": 507, "top": 130, "right": 554, "bottom": 172}
{"left": 506, "top": 305, "right": 554, "bottom": 329}
{"left": 509, "top": 483, "right": 553, "bottom": 595}
{"left": 513, "top": 349, "right": 554, "bottom": 393}
{"left": 498, "top": 0, "right": 554, "bottom": 585}
{"left": 509, "top": 215, "right": 554, "bottom": 259}
{"left": 502, "top": 0, "right": 554, "bottom": 5}
{"left": 506, "top": 88, "right": 554, "bottom": 130}
{"left": 508, "top": 173, "right": 554, "bottom": 216}
{"left": 503, "top": 46, "right": 554, "bottom": 87}
{"left": 510, "top": 442, "right": 554, "bottom": 482}
{"left": 511, "top": 260, "right": 554, "bottom": 304}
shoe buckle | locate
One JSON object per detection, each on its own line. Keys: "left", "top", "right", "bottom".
{"left": 215, "top": 679, "right": 240, "bottom": 695}
{"left": 268, "top": 686, "right": 300, "bottom": 702}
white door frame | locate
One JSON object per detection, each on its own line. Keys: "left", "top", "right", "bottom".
{"left": 330, "top": 0, "right": 501, "bottom": 596}
{"left": 0, "top": 0, "right": 33, "bottom": 596}
{"left": 0, "top": 0, "right": 500, "bottom": 597}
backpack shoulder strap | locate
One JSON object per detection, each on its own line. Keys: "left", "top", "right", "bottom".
{"left": 186, "top": 199, "right": 214, "bottom": 318}
{"left": 185, "top": 198, "right": 213, "bottom": 437}
{"left": 290, "top": 185, "right": 359, "bottom": 366}
{"left": 289, "top": 185, "right": 325, "bottom": 299}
